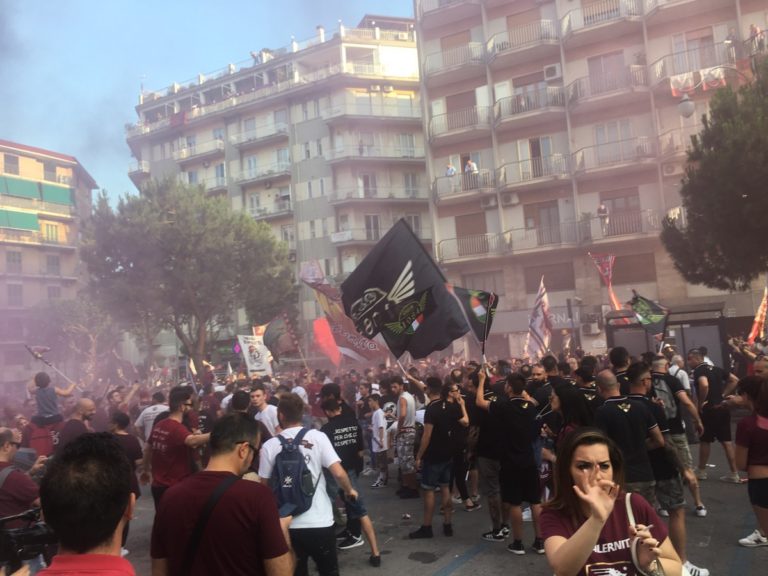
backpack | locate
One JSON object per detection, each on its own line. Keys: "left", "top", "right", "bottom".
{"left": 652, "top": 375, "right": 678, "bottom": 421}
{"left": 271, "top": 428, "right": 319, "bottom": 518}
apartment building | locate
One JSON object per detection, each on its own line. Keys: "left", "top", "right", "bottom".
{"left": 125, "top": 16, "right": 429, "bottom": 350}
{"left": 0, "top": 140, "right": 96, "bottom": 388}
{"left": 415, "top": 0, "right": 767, "bottom": 357}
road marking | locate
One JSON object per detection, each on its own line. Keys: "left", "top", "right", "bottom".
{"left": 431, "top": 542, "right": 488, "bottom": 576}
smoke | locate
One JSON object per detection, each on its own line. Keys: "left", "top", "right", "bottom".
{"left": 0, "top": 1, "right": 27, "bottom": 111}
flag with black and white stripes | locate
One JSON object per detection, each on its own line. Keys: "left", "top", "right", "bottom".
{"left": 526, "top": 276, "right": 552, "bottom": 359}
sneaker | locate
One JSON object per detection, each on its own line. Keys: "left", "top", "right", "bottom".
{"left": 738, "top": 529, "right": 768, "bottom": 547}
{"left": 443, "top": 523, "right": 454, "bottom": 537}
{"left": 465, "top": 502, "right": 482, "bottom": 512}
{"left": 507, "top": 540, "right": 525, "bottom": 555}
{"left": 336, "top": 528, "right": 351, "bottom": 541}
{"left": 369, "top": 555, "right": 381, "bottom": 567}
{"left": 720, "top": 472, "right": 745, "bottom": 484}
{"left": 522, "top": 507, "right": 532, "bottom": 522}
{"left": 120, "top": 548, "right": 129, "bottom": 558}
{"left": 684, "top": 560, "right": 710, "bottom": 576}
{"left": 338, "top": 534, "right": 364, "bottom": 550}
{"left": 409, "top": 525, "right": 434, "bottom": 539}
{"left": 482, "top": 529, "right": 505, "bottom": 542}
{"left": 658, "top": 509, "right": 669, "bottom": 518}
{"left": 695, "top": 505, "right": 707, "bottom": 518}
{"left": 471, "top": 494, "right": 481, "bottom": 503}
{"left": 371, "top": 479, "right": 387, "bottom": 488}
{"left": 694, "top": 469, "right": 708, "bottom": 480}
{"left": 532, "top": 538, "right": 545, "bottom": 554}
{"left": 361, "top": 467, "right": 375, "bottom": 476}
{"left": 452, "top": 495, "right": 464, "bottom": 504}
{"left": 500, "top": 524, "right": 510, "bottom": 538}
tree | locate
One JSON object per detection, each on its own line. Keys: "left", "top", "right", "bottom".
{"left": 82, "top": 179, "right": 295, "bottom": 374}
{"left": 661, "top": 59, "right": 768, "bottom": 291}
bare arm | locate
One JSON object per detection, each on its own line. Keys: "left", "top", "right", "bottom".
{"left": 475, "top": 372, "right": 490, "bottom": 410}
{"left": 456, "top": 396, "right": 469, "bottom": 427}
{"left": 184, "top": 432, "right": 210, "bottom": 448}
{"left": 696, "top": 376, "right": 709, "bottom": 409}
{"left": 264, "top": 551, "right": 294, "bottom": 576}
{"left": 646, "top": 425, "right": 664, "bottom": 449}
{"left": 397, "top": 396, "right": 407, "bottom": 428}
{"left": 54, "top": 383, "right": 77, "bottom": 397}
{"left": 675, "top": 390, "right": 704, "bottom": 436}
{"left": 328, "top": 461, "right": 358, "bottom": 500}
{"left": 151, "top": 558, "right": 169, "bottom": 576}
{"left": 545, "top": 517, "right": 605, "bottom": 576}
{"left": 723, "top": 373, "right": 739, "bottom": 398}
{"left": 415, "top": 423, "right": 434, "bottom": 463}
{"left": 735, "top": 444, "right": 748, "bottom": 471}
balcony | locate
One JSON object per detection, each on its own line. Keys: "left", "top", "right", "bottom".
{"left": 423, "top": 43, "right": 485, "bottom": 88}
{"left": 323, "top": 103, "right": 421, "bottom": 125}
{"left": 433, "top": 170, "right": 496, "bottom": 205}
{"left": 235, "top": 162, "right": 291, "bottom": 186}
{"left": 567, "top": 66, "right": 649, "bottom": 113}
{"left": 649, "top": 41, "right": 733, "bottom": 91}
{"left": 230, "top": 123, "right": 288, "bottom": 149}
{"left": 250, "top": 200, "right": 293, "bottom": 221}
{"left": 0, "top": 195, "right": 74, "bottom": 217}
{"left": 203, "top": 176, "right": 228, "bottom": 194}
{"left": 584, "top": 209, "right": 662, "bottom": 242}
{"left": 496, "top": 155, "right": 570, "bottom": 191}
{"left": 331, "top": 226, "right": 432, "bottom": 247}
{"left": 172, "top": 139, "right": 225, "bottom": 165}
{"left": 505, "top": 221, "right": 584, "bottom": 254}
{"left": 0, "top": 229, "right": 76, "bottom": 248}
{"left": 645, "top": 0, "right": 731, "bottom": 27}
{"left": 328, "top": 187, "right": 429, "bottom": 205}
{"left": 429, "top": 106, "right": 492, "bottom": 146}
{"left": 658, "top": 125, "right": 701, "bottom": 158}
{"left": 128, "top": 160, "right": 150, "bottom": 176}
{"left": 572, "top": 136, "right": 657, "bottom": 180}
{"left": 437, "top": 232, "right": 506, "bottom": 263}
{"left": 327, "top": 145, "right": 425, "bottom": 164}
{"left": 417, "top": 0, "right": 481, "bottom": 31}
{"left": 560, "top": 0, "right": 643, "bottom": 49}
{"left": 494, "top": 86, "right": 566, "bottom": 134}
{"left": 486, "top": 21, "right": 560, "bottom": 70}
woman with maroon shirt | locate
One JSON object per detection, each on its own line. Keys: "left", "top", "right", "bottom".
{"left": 540, "top": 428, "right": 682, "bottom": 576}
{"left": 732, "top": 376, "right": 768, "bottom": 547}
{"left": 111, "top": 411, "right": 143, "bottom": 555}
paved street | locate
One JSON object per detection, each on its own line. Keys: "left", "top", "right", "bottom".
{"left": 126, "top": 435, "right": 767, "bottom": 575}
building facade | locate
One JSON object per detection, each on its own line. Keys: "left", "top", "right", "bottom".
{"left": 415, "top": 0, "right": 767, "bottom": 356}
{"left": 0, "top": 140, "right": 96, "bottom": 388}
{"left": 125, "top": 16, "right": 429, "bottom": 356}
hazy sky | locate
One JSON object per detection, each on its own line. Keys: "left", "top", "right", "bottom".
{"left": 0, "top": 0, "right": 414, "bottom": 201}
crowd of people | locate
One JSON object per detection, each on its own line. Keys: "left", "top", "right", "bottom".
{"left": 1, "top": 341, "right": 767, "bottom": 576}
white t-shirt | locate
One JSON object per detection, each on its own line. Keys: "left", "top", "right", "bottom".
{"left": 292, "top": 385, "right": 309, "bottom": 405}
{"left": 221, "top": 393, "right": 234, "bottom": 412}
{"left": 669, "top": 365, "right": 691, "bottom": 391}
{"left": 371, "top": 408, "right": 388, "bottom": 451}
{"left": 255, "top": 404, "right": 280, "bottom": 436}
{"left": 258, "top": 426, "right": 341, "bottom": 529}
{"left": 134, "top": 404, "right": 168, "bottom": 441}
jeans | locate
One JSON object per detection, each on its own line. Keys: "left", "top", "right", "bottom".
{"left": 290, "top": 525, "right": 339, "bottom": 576}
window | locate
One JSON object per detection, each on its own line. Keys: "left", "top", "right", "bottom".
{"left": 212, "top": 127, "right": 225, "bottom": 141}
{"left": 274, "top": 108, "right": 288, "bottom": 125}
{"left": 245, "top": 155, "right": 258, "bottom": 178}
{"left": 462, "top": 271, "right": 505, "bottom": 296}
{"left": 403, "top": 173, "right": 418, "bottom": 196}
{"left": 595, "top": 119, "right": 633, "bottom": 164}
{"left": 612, "top": 253, "right": 656, "bottom": 284}
{"left": 338, "top": 214, "right": 350, "bottom": 231}
{"left": 214, "top": 163, "right": 226, "bottom": 185}
{"left": 304, "top": 143, "right": 311, "bottom": 160}
{"left": 281, "top": 225, "right": 295, "bottom": 244}
{"left": 6, "top": 251, "right": 22, "bottom": 273}
{"left": 187, "top": 171, "right": 199, "bottom": 185}
{"left": 319, "top": 178, "right": 325, "bottom": 196}
{"left": 309, "top": 220, "right": 316, "bottom": 238}
{"left": 523, "top": 263, "right": 575, "bottom": 293}
{"left": 276, "top": 148, "right": 289, "bottom": 167}
{"left": 46, "top": 255, "right": 60, "bottom": 275}
{"left": 365, "top": 215, "right": 381, "bottom": 241}
{"left": 43, "top": 161, "right": 57, "bottom": 182}
{"left": 398, "top": 133, "right": 416, "bottom": 157}
{"left": 302, "top": 102, "right": 309, "bottom": 120}
{"left": 4, "top": 154, "right": 19, "bottom": 175}
{"left": 185, "top": 135, "right": 196, "bottom": 152}
{"left": 316, "top": 139, "right": 323, "bottom": 156}
{"left": 47, "top": 286, "right": 62, "bottom": 300}
{"left": 403, "top": 214, "right": 422, "bottom": 236}
{"left": 307, "top": 181, "right": 313, "bottom": 199}
{"left": 7, "top": 284, "right": 23, "bottom": 306}
{"left": 44, "top": 224, "right": 59, "bottom": 243}
{"left": 322, "top": 219, "right": 328, "bottom": 236}
{"left": 249, "top": 194, "right": 260, "bottom": 213}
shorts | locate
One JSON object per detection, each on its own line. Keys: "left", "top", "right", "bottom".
{"left": 748, "top": 478, "right": 768, "bottom": 508}
{"left": 421, "top": 459, "right": 452, "bottom": 490}
{"left": 500, "top": 463, "right": 540, "bottom": 505}
{"left": 669, "top": 434, "right": 694, "bottom": 470}
{"left": 339, "top": 471, "right": 368, "bottom": 519}
{"left": 700, "top": 406, "right": 732, "bottom": 443}
{"left": 478, "top": 456, "right": 501, "bottom": 498}
{"left": 655, "top": 476, "right": 686, "bottom": 511}
{"left": 626, "top": 480, "right": 657, "bottom": 508}
{"left": 396, "top": 429, "right": 416, "bottom": 474}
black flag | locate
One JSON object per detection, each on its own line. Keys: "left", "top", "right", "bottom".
{"left": 447, "top": 285, "right": 499, "bottom": 345}
{"left": 628, "top": 291, "right": 669, "bottom": 338}
{"left": 341, "top": 219, "right": 469, "bottom": 359}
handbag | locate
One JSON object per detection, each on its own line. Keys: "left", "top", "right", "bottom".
{"left": 625, "top": 493, "right": 688, "bottom": 576}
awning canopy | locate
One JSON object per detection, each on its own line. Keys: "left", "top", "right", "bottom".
{"left": 40, "top": 183, "right": 73, "bottom": 205}
{"left": 0, "top": 209, "right": 40, "bottom": 231}
{"left": 1, "top": 176, "right": 41, "bottom": 199}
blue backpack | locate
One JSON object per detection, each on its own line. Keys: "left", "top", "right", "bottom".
{"left": 271, "top": 428, "right": 320, "bottom": 517}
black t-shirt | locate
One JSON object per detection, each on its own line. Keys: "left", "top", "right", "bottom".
{"left": 476, "top": 387, "right": 506, "bottom": 461}
{"left": 614, "top": 370, "right": 631, "bottom": 396}
{"left": 692, "top": 364, "right": 730, "bottom": 407}
{"left": 488, "top": 397, "right": 537, "bottom": 468}
{"left": 628, "top": 394, "right": 677, "bottom": 481}
{"left": 321, "top": 412, "right": 363, "bottom": 474}
{"left": 595, "top": 397, "right": 657, "bottom": 483}
{"left": 423, "top": 399, "right": 462, "bottom": 463}
{"left": 651, "top": 372, "right": 686, "bottom": 435}
{"left": 577, "top": 384, "right": 604, "bottom": 414}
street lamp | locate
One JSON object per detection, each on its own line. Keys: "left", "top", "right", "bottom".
{"left": 677, "top": 64, "right": 753, "bottom": 118}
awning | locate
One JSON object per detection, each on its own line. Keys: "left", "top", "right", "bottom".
{"left": 40, "top": 183, "right": 73, "bottom": 205}
{"left": 2, "top": 176, "right": 41, "bottom": 199}
{"left": 0, "top": 209, "right": 40, "bottom": 231}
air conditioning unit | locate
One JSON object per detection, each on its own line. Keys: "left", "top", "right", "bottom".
{"left": 369, "top": 84, "right": 381, "bottom": 92}
{"left": 480, "top": 196, "right": 497, "bottom": 209}
{"left": 501, "top": 192, "right": 519, "bottom": 206}
{"left": 544, "top": 63, "right": 562, "bottom": 82}
{"left": 582, "top": 322, "right": 601, "bottom": 336}
{"left": 662, "top": 163, "right": 684, "bottom": 177}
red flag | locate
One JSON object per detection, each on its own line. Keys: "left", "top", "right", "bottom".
{"left": 313, "top": 318, "right": 341, "bottom": 367}
{"left": 588, "top": 252, "right": 628, "bottom": 322}
{"left": 747, "top": 286, "right": 768, "bottom": 345}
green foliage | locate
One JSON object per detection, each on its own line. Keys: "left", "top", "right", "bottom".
{"left": 661, "top": 59, "right": 768, "bottom": 291}
{"left": 81, "top": 180, "right": 294, "bottom": 367}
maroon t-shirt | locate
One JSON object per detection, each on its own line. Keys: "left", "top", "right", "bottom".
{"left": 56, "top": 419, "right": 89, "bottom": 457}
{"left": 540, "top": 492, "right": 668, "bottom": 576}
{"left": 736, "top": 413, "right": 768, "bottom": 466}
{"left": 148, "top": 418, "right": 193, "bottom": 488}
{"left": 113, "top": 433, "right": 143, "bottom": 497}
{"left": 151, "top": 471, "right": 288, "bottom": 576}
{"left": 0, "top": 462, "right": 39, "bottom": 528}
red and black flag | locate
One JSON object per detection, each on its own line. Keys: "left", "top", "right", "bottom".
{"left": 446, "top": 285, "right": 498, "bottom": 345}
{"left": 341, "top": 219, "right": 469, "bottom": 359}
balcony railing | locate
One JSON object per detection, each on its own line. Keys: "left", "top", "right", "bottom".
{"left": 329, "top": 187, "right": 428, "bottom": 202}
{"left": 495, "top": 86, "right": 565, "bottom": 121}
{"left": 438, "top": 232, "right": 505, "bottom": 261}
{"left": 235, "top": 162, "right": 291, "bottom": 184}
{"left": 567, "top": 66, "right": 647, "bottom": 103}
{"left": 172, "top": 139, "right": 225, "bottom": 161}
{"left": 328, "top": 145, "right": 425, "bottom": 161}
{"left": 658, "top": 126, "right": 701, "bottom": 156}
{"left": 331, "top": 226, "right": 432, "bottom": 244}
{"left": 434, "top": 169, "right": 495, "bottom": 198}
{"left": 649, "top": 40, "right": 733, "bottom": 84}
{"left": 0, "top": 195, "right": 73, "bottom": 216}
{"left": 230, "top": 123, "right": 288, "bottom": 146}
{"left": 496, "top": 155, "right": 570, "bottom": 187}
{"left": 744, "top": 30, "right": 767, "bottom": 58}
{"left": 573, "top": 136, "right": 657, "bottom": 171}
{"left": 424, "top": 43, "right": 485, "bottom": 75}
{"left": 128, "top": 160, "right": 150, "bottom": 174}
{"left": 250, "top": 200, "right": 293, "bottom": 219}
{"left": 323, "top": 103, "right": 421, "bottom": 120}
{"left": 203, "top": 176, "right": 228, "bottom": 190}
{"left": 561, "top": 0, "right": 643, "bottom": 37}
{"left": 0, "top": 229, "right": 75, "bottom": 247}
{"left": 487, "top": 20, "right": 559, "bottom": 57}
{"left": 430, "top": 106, "right": 492, "bottom": 138}
{"left": 418, "top": 0, "right": 477, "bottom": 17}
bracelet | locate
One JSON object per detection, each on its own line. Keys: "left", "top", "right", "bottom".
{"left": 644, "top": 559, "right": 665, "bottom": 576}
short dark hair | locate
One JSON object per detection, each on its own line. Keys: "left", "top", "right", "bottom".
{"left": 321, "top": 398, "right": 340, "bottom": 413}
{"left": 209, "top": 413, "right": 259, "bottom": 457}
{"left": 168, "top": 386, "right": 191, "bottom": 412}
{"left": 574, "top": 367, "right": 595, "bottom": 383}
{"left": 369, "top": 393, "right": 382, "bottom": 406}
{"left": 40, "top": 433, "right": 131, "bottom": 553}
{"left": 277, "top": 393, "right": 305, "bottom": 425}
{"left": 557, "top": 361, "right": 572, "bottom": 376}
{"left": 580, "top": 355, "right": 598, "bottom": 376}
{"left": 541, "top": 356, "right": 557, "bottom": 372}
{"left": 425, "top": 376, "right": 443, "bottom": 396}
{"left": 0, "top": 428, "right": 13, "bottom": 447}
{"left": 110, "top": 411, "right": 130, "bottom": 430}
{"left": 34, "top": 372, "right": 51, "bottom": 388}
{"left": 609, "top": 346, "right": 629, "bottom": 368}
{"left": 231, "top": 390, "right": 250, "bottom": 412}
{"left": 152, "top": 391, "right": 165, "bottom": 403}
{"left": 505, "top": 373, "right": 527, "bottom": 395}
{"left": 320, "top": 382, "right": 341, "bottom": 399}
{"left": 626, "top": 362, "right": 650, "bottom": 386}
